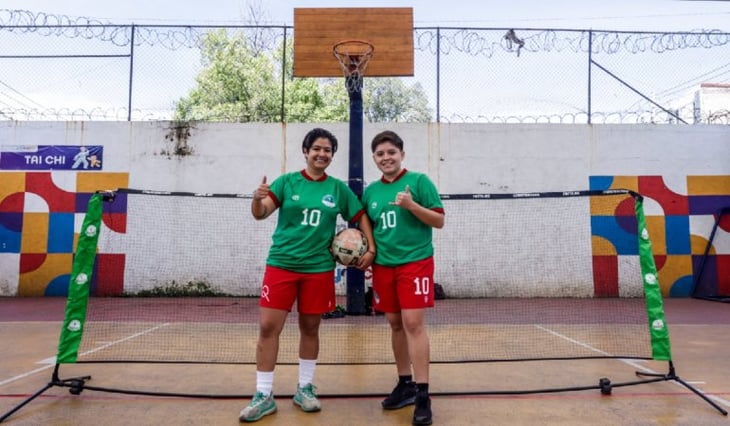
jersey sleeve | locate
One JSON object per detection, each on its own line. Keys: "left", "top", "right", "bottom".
{"left": 417, "top": 173, "right": 444, "bottom": 212}
{"left": 268, "top": 173, "right": 287, "bottom": 207}
{"left": 338, "top": 179, "right": 366, "bottom": 222}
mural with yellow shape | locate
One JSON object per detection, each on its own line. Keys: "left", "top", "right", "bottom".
{"left": 0, "top": 171, "right": 128, "bottom": 296}
{"left": 590, "top": 175, "right": 730, "bottom": 297}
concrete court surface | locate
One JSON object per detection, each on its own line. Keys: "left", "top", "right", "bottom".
{"left": 0, "top": 298, "right": 729, "bottom": 426}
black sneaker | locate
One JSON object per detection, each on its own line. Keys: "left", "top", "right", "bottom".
{"left": 412, "top": 392, "right": 432, "bottom": 425}
{"left": 381, "top": 380, "right": 417, "bottom": 410}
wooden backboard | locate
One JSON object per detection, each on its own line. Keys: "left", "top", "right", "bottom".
{"left": 293, "top": 7, "right": 414, "bottom": 77}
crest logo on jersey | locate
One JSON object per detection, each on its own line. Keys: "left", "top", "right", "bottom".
{"left": 371, "top": 202, "right": 377, "bottom": 209}
{"left": 292, "top": 194, "right": 300, "bottom": 201}
{"left": 322, "top": 194, "right": 336, "bottom": 208}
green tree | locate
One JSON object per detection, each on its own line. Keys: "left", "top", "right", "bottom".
{"left": 364, "top": 78, "right": 432, "bottom": 122}
{"left": 174, "top": 29, "right": 282, "bottom": 122}
{"left": 175, "top": 29, "right": 433, "bottom": 123}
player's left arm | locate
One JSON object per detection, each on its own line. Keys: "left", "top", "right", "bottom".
{"left": 393, "top": 178, "right": 444, "bottom": 229}
{"left": 355, "top": 213, "right": 376, "bottom": 269}
{"left": 343, "top": 182, "right": 376, "bottom": 269}
{"left": 400, "top": 191, "right": 444, "bottom": 229}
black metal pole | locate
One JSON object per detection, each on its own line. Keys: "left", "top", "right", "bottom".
{"left": 345, "top": 74, "right": 366, "bottom": 315}
{"left": 280, "top": 27, "right": 287, "bottom": 123}
{"left": 636, "top": 361, "right": 728, "bottom": 416}
{"left": 436, "top": 27, "right": 441, "bottom": 123}
{"left": 1, "top": 364, "right": 60, "bottom": 423}
{"left": 127, "top": 24, "right": 136, "bottom": 122}
{"left": 0, "top": 383, "right": 55, "bottom": 423}
{"left": 587, "top": 30, "right": 592, "bottom": 125}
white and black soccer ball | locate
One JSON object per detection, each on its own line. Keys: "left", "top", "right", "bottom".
{"left": 331, "top": 228, "right": 368, "bottom": 266}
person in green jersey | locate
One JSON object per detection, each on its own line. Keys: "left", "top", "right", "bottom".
{"left": 239, "top": 128, "right": 375, "bottom": 423}
{"left": 362, "top": 130, "right": 444, "bottom": 426}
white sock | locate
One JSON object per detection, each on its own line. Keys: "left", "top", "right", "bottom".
{"left": 256, "top": 371, "right": 274, "bottom": 396}
{"left": 299, "top": 358, "right": 317, "bottom": 387}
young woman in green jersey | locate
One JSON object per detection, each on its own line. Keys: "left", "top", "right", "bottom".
{"left": 362, "top": 130, "right": 444, "bottom": 426}
{"left": 239, "top": 128, "right": 375, "bottom": 423}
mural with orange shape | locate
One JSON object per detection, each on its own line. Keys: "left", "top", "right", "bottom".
{"left": 76, "top": 172, "right": 129, "bottom": 296}
{"left": 20, "top": 253, "right": 74, "bottom": 296}
{"left": 589, "top": 176, "right": 638, "bottom": 297}
{"left": 0, "top": 173, "right": 27, "bottom": 255}
{"left": 591, "top": 234, "right": 618, "bottom": 297}
{"left": 0, "top": 171, "right": 129, "bottom": 296}
{"left": 687, "top": 176, "right": 730, "bottom": 298}
{"left": 590, "top": 175, "right": 730, "bottom": 298}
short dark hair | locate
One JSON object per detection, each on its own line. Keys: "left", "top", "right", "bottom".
{"left": 302, "top": 128, "right": 338, "bottom": 154}
{"left": 370, "top": 130, "right": 404, "bottom": 153}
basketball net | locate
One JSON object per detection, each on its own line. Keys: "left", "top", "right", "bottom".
{"left": 333, "top": 40, "right": 374, "bottom": 93}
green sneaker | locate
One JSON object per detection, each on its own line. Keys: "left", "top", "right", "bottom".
{"left": 239, "top": 391, "right": 276, "bottom": 422}
{"left": 293, "top": 383, "right": 321, "bottom": 412}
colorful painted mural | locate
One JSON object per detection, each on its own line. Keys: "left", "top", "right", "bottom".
{"left": 590, "top": 175, "right": 730, "bottom": 297}
{"left": 0, "top": 171, "right": 128, "bottom": 296}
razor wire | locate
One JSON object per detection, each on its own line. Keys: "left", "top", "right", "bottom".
{"left": 1, "top": 9, "right": 729, "bottom": 124}
{"left": 4, "top": 8, "right": 728, "bottom": 53}
{"left": 4, "top": 106, "right": 727, "bottom": 124}
{"left": 414, "top": 27, "right": 730, "bottom": 57}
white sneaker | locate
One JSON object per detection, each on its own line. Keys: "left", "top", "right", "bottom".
{"left": 239, "top": 391, "right": 276, "bottom": 422}
{"left": 293, "top": 383, "right": 321, "bottom": 412}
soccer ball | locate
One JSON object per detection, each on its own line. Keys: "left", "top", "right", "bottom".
{"left": 331, "top": 228, "right": 368, "bottom": 266}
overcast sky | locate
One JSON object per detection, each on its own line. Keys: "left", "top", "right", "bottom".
{"left": 1, "top": 1, "right": 728, "bottom": 119}
{"left": 2, "top": 0, "right": 730, "bottom": 31}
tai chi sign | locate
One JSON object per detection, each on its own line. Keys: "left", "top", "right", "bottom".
{"left": 0, "top": 145, "right": 103, "bottom": 170}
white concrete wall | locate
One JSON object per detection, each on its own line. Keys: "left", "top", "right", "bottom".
{"left": 1, "top": 121, "right": 729, "bottom": 297}
{"left": 5, "top": 121, "right": 726, "bottom": 193}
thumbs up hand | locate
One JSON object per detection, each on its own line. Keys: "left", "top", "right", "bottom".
{"left": 253, "top": 176, "right": 270, "bottom": 200}
{"left": 391, "top": 184, "right": 414, "bottom": 209}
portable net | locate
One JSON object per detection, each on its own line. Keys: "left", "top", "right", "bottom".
{"left": 60, "top": 188, "right": 668, "bottom": 370}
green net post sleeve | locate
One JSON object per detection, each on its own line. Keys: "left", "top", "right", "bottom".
{"left": 56, "top": 193, "right": 103, "bottom": 363}
{"left": 635, "top": 195, "right": 672, "bottom": 361}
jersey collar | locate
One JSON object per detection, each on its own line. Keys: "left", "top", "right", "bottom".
{"left": 380, "top": 168, "right": 407, "bottom": 184}
{"left": 301, "top": 169, "right": 328, "bottom": 182}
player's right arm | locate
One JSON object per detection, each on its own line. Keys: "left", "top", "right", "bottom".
{"left": 251, "top": 175, "right": 277, "bottom": 220}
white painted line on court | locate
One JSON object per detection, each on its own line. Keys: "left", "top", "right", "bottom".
{"left": 0, "top": 323, "right": 169, "bottom": 388}
{"left": 0, "top": 365, "right": 55, "bottom": 387}
{"left": 534, "top": 325, "right": 613, "bottom": 356}
{"left": 77, "top": 323, "right": 170, "bottom": 357}
{"left": 707, "top": 395, "right": 730, "bottom": 408}
{"left": 535, "top": 325, "right": 730, "bottom": 409}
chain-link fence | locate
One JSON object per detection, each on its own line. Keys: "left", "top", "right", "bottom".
{"left": 1, "top": 14, "right": 729, "bottom": 123}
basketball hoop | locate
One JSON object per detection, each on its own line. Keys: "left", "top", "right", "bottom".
{"left": 333, "top": 39, "right": 374, "bottom": 92}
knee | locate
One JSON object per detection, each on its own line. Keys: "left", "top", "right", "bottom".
{"left": 259, "top": 320, "right": 281, "bottom": 339}
{"left": 402, "top": 319, "right": 424, "bottom": 336}
{"left": 388, "top": 319, "right": 405, "bottom": 333}
{"left": 299, "top": 316, "right": 321, "bottom": 338}
{"left": 300, "top": 326, "right": 319, "bottom": 339}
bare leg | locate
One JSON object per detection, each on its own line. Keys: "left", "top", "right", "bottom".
{"left": 400, "top": 308, "right": 429, "bottom": 383}
{"left": 298, "top": 313, "right": 322, "bottom": 359}
{"left": 256, "top": 307, "right": 289, "bottom": 371}
{"left": 386, "top": 312, "right": 412, "bottom": 376}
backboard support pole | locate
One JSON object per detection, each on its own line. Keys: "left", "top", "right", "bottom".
{"left": 345, "top": 74, "right": 367, "bottom": 315}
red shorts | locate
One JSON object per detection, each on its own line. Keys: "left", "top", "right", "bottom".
{"left": 259, "top": 265, "right": 336, "bottom": 314}
{"left": 371, "top": 257, "right": 435, "bottom": 313}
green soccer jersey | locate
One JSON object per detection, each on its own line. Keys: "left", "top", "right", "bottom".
{"left": 266, "top": 170, "right": 364, "bottom": 273}
{"left": 362, "top": 170, "right": 444, "bottom": 267}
